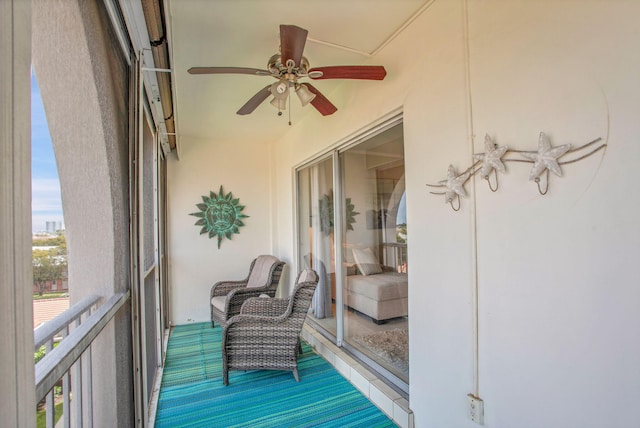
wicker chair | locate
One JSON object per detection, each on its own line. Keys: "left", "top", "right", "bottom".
{"left": 210, "top": 255, "right": 285, "bottom": 328}
{"left": 222, "top": 268, "right": 319, "bottom": 385}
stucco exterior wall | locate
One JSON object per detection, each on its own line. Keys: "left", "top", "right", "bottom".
{"left": 32, "top": 0, "right": 134, "bottom": 425}
{"left": 0, "top": 0, "right": 36, "bottom": 425}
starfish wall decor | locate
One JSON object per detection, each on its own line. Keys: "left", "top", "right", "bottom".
{"left": 426, "top": 132, "right": 607, "bottom": 211}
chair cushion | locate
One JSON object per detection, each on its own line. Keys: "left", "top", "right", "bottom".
{"left": 246, "top": 255, "right": 280, "bottom": 288}
{"left": 211, "top": 296, "right": 226, "bottom": 311}
{"left": 352, "top": 247, "right": 383, "bottom": 276}
{"left": 298, "top": 268, "right": 314, "bottom": 283}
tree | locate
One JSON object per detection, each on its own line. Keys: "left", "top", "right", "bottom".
{"left": 33, "top": 248, "right": 67, "bottom": 296}
{"left": 33, "top": 232, "right": 66, "bottom": 249}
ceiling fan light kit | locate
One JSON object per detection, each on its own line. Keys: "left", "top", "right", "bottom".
{"left": 188, "top": 24, "right": 387, "bottom": 119}
{"left": 295, "top": 84, "right": 316, "bottom": 106}
{"left": 270, "top": 80, "right": 289, "bottom": 99}
{"left": 270, "top": 97, "right": 288, "bottom": 111}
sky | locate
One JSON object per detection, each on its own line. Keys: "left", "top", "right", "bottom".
{"left": 31, "top": 72, "right": 64, "bottom": 233}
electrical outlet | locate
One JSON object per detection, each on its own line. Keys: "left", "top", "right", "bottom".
{"left": 467, "top": 393, "right": 484, "bottom": 425}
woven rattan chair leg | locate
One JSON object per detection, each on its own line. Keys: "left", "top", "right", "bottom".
{"left": 223, "top": 370, "right": 229, "bottom": 386}
{"left": 293, "top": 368, "right": 300, "bottom": 382}
{"left": 297, "top": 340, "right": 302, "bottom": 355}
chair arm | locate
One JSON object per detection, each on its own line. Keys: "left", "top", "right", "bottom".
{"left": 220, "top": 287, "right": 277, "bottom": 318}
{"left": 240, "top": 297, "right": 290, "bottom": 318}
{"left": 210, "top": 280, "right": 247, "bottom": 298}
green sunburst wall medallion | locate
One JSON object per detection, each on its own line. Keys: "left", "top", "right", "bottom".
{"left": 319, "top": 190, "right": 360, "bottom": 236}
{"left": 189, "top": 186, "right": 249, "bottom": 249}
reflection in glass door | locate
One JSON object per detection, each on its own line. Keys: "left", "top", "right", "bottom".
{"left": 297, "top": 120, "right": 408, "bottom": 390}
{"left": 298, "top": 156, "right": 337, "bottom": 336}
{"left": 340, "top": 123, "right": 408, "bottom": 384}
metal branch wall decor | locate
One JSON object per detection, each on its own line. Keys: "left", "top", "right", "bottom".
{"left": 190, "top": 186, "right": 249, "bottom": 248}
{"left": 427, "top": 132, "right": 607, "bottom": 211}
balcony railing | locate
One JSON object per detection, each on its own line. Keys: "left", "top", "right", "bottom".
{"left": 382, "top": 242, "right": 407, "bottom": 273}
{"left": 34, "top": 291, "right": 130, "bottom": 428}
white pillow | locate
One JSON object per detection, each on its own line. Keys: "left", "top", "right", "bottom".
{"left": 352, "top": 247, "right": 382, "bottom": 276}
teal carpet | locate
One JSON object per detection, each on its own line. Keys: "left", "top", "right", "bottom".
{"left": 154, "top": 323, "right": 397, "bottom": 428}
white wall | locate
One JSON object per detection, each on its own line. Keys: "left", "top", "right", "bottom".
{"left": 167, "top": 135, "right": 276, "bottom": 324}
{"left": 168, "top": 1, "right": 640, "bottom": 426}
{"left": 466, "top": 2, "right": 640, "bottom": 427}
{"left": 270, "top": 1, "right": 640, "bottom": 427}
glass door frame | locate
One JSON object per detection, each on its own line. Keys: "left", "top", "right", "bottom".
{"left": 294, "top": 111, "right": 407, "bottom": 394}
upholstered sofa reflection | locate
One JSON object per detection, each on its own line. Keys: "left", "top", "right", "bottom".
{"left": 346, "top": 248, "right": 408, "bottom": 324}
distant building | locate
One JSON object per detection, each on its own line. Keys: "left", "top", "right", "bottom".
{"left": 45, "top": 221, "right": 63, "bottom": 233}
{"left": 33, "top": 278, "right": 68, "bottom": 294}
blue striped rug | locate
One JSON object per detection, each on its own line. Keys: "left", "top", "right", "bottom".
{"left": 154, "top": 322, "right": 397, "bottom": 428}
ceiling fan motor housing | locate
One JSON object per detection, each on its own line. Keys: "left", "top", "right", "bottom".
{"left": 268, "top": 54, "right": 310, "bottom": 79}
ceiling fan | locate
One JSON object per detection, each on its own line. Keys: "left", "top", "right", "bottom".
{"left": 188, "top": 24, "right": 387, "bottom": 117}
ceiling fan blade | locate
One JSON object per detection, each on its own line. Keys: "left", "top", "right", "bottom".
{"left": 280, "top": 25, "right": 308, "bottom": 67}
{"left": 305, "top": 83, "right": 337, "bottom": 116}
{"left": 236, "top": 85, "right": 272, "bottom": 115}
{"left": 308, "top": 65, "right": 387, "bottom": 80}
{"left": 188, "top": 67, "right": 272, "bottom": 76}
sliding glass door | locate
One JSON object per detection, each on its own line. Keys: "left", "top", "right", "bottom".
{"left": 340, "top": 124, "right": 408, "bottom": 385}
{"left": 297, "top": 120, "right": 408, "bottom": 389}
{"left": 298, "top": 156, "right": 337, "bottom": 336}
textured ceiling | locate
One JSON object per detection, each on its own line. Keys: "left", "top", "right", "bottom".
{"left": 166, "top": 0, "right": 429, "bottom": 149}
